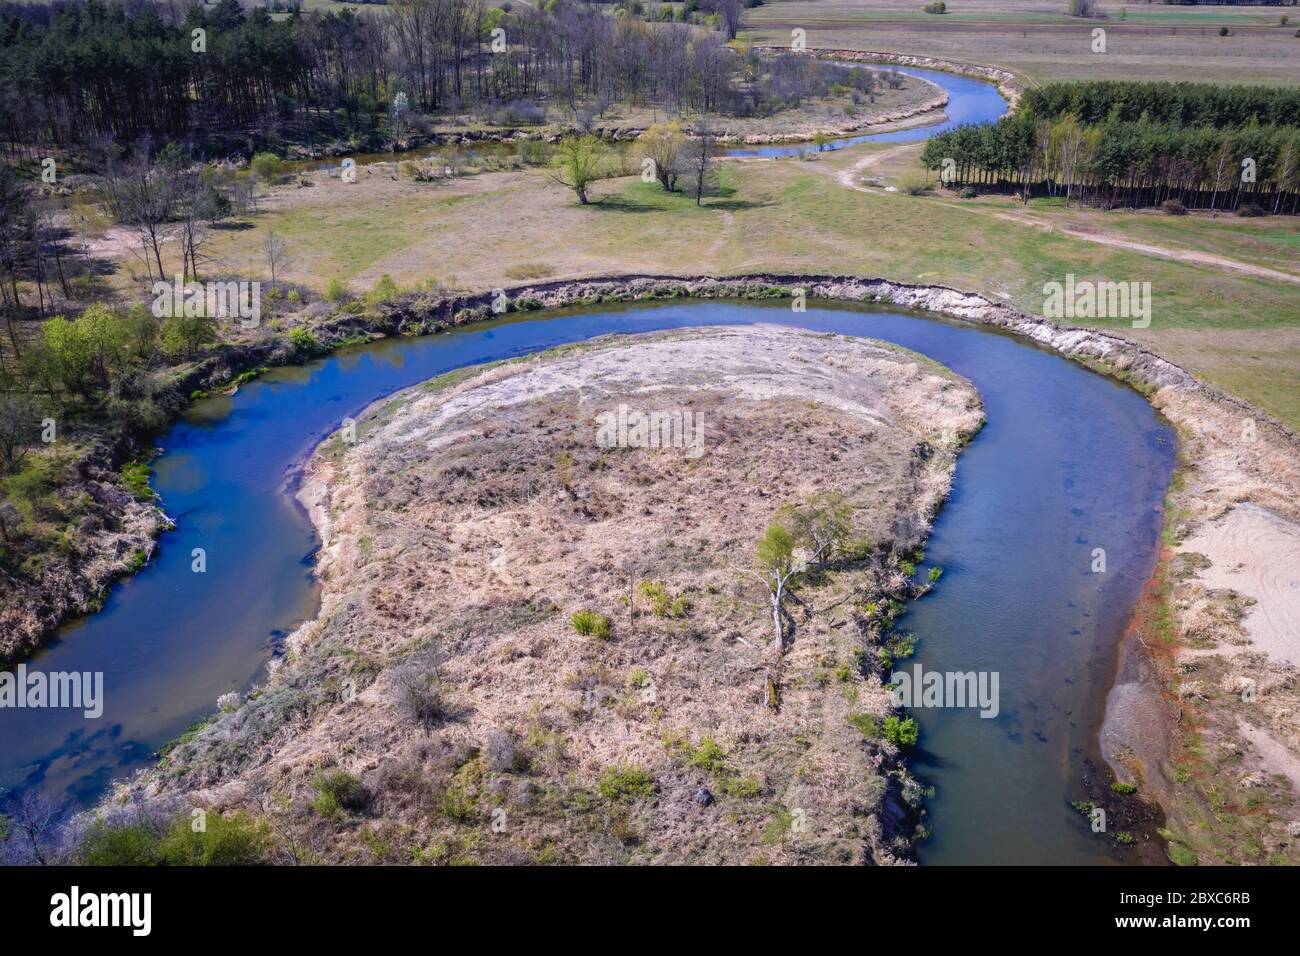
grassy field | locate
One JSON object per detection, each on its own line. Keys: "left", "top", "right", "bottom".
{"left": 111, "top": 135, "right": 1300, "bottom": 429}
{"left": 740, "top": 0, "right": 1300, "bottom": 85}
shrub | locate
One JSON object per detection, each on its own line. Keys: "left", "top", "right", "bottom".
{"left": 121, "top": 461, "right": 153, "bottom": 501}
{"left": 366, "top": 273, "right": 401, "bottom": 305}
{"left": 898, "top": 176, "right": 931, "bottom": 196}
{"left": 598, "top": 765, "right": 655, "bottom": 801}
{"left": 251, "top": 152, "right": 285, "bottom": 183}
{"left": 1161, "top": 199, "right": 1187, "bottom": 216}
{"left": 923, "top": 1, "right": 945, "bottom": 13}
{"left": 849, "top": 712, "right": 881, "bottom": 738}
{"left": 155, "top": 811, "right": 273, "bottom": 865}
{"left": 1111, "top": 781, "right": 1138, "bottom": 795}
{"left": 570, "top": 609, "right": 612, "bottom": 639}
{"left": 883, "top": 715, "right": 919, "bottom": 747}
{"left": 311, "top": 769, "right": 366, "bottom": 818}
{"left": 1237, "top": 203, "right": 1265, "bottom": 218}
{"left": 392, "top": 665, "right": 445, "bottom": 730}
{"left": 958, "top": 186, "right": 977, "bottom": 199}
{"left": 77, "top": 821, "right": 162, "bottom": 865}
{"left": 1218, "top": 26, "right": 1231, "bottom": 37}
{"left": 324, "top": 277, "right": 351, "bottom": 303}
{"left": 288, "top": 327, "right": 323, "bottom": 354}
{"left": 160, "top": 315, "right": 218, "bottom": 359}
{"left": 927, "top": 566, "right": 943, "bottom": 583}
{"left": 638, "top": 581, "right": 689, "bottom": 618}
{"left": 77, "top": 811, "right": 272, "bottom": 865}
{"left": 685, "top": 736, "right": 726, "bottom": 774}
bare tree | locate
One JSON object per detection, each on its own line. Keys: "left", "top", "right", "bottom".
{"left": 686, "top": 118, "right": 721, "bottom": 207}
{"left": 0, "top": 394, "right": 39, "bottom": 474}
{"left": 1, "top": 789, "right": 69, "bottom": 865}
{"left": 0, "top": 498, "right": 20, "bottom": 543}
{"left": 104, "top": 149, "right": 174, "bottom": 282}
{"left": 263, "top": 231, "right": 289, "bottom": 287}
{"left": 639, "top": 123, "right": 686, "bottom": 192}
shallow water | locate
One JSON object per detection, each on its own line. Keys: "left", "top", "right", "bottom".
{"left": 0, "top": 301, "right": 1173, "bottom": 866}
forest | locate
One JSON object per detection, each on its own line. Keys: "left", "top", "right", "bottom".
{"left": 0, "top": 0, "right": 850, "bottom": 155}
{"left": 922, "top": 82, "right": 1300, "bottom": 213}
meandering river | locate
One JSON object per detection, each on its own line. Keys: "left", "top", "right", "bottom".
{"left": 0, "top": 67, "right": 1181, "bottom": 865}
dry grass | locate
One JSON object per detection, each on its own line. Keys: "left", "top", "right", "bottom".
{"left": 741, "top": 0, "right": 1300, "bottom": 85}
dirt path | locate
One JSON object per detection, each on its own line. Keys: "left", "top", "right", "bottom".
{"left": 833, "top": 143, "right": 918, "bottom": 193}
{"left": 996, "top": 212, "right": 1300, "bottom": 286}
{"left": 816, "top": 138, "right": 1300, "bottom": 286}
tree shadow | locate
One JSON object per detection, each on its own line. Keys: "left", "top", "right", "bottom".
{"left": 594, "top": 195, "right": 660, "bottom": 213}
{"left": 595, "top": 185, "right": 771, "bottom": 213}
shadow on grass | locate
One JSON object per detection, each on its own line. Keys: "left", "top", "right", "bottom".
{"left": 596, "top": 185, "right": 770, "bottom": 213}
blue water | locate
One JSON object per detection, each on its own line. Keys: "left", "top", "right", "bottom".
{"left": 0, "top": 301, "right": 1174, "bottom": 865}
{"left": 721, "top": 66, "right": 1008, "bottom": 159}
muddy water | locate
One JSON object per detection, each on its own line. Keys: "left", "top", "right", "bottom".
{"left": 0, "top": 301, "right": 1173, "bottom": 865}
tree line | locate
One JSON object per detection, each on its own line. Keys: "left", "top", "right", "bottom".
{"left": 920, "top": 112, "right": 1300, "bottom": 213}
{"left": 1020, "top": 80, "right": 1300, "bottom": 130}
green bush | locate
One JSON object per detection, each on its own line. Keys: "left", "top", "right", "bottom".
{"left": 311, "top": 769, "right": 367, "bottom": 818}
{"left": 156, "top": 811, "right": 273, "bottom": 865}
{"left": 598, "top": 765, "right": 655, "bottom": 801}
{"left": 639, "top": 581, "right": 689, "bottom": 618}
{"left": 366, "top": 274, "right": 401, "bottom": 306}
{"left": 927, "top": 566, "right": 943, "bottom": 583}
{"left": 685, "top": 736, "right": 726, "bottom": 774}
{"left": 121, "top": 461, "right": 153, "bottom": 501}
{"left": 288, "top": 327, "right": 323, "bottom": 354}
{"left": 849, "top": 712, "right": 881, "bottom": 738}
{"left": 77, "top": 811, "right": 272, "bottom": 865}
{"left": 324, "top": 277, "right": 351, "bottom": 303}
{"left": 251, "top": 152, "right": 285, "bottom": 183}
{"left": 883, "top": 715, "right": 919, "bottom": 747}
{"left": 570, "top": 609, "right": 612, "bottom": 639}
{"left": 1111, "top": 781, "right": 1138, "bottom": 795}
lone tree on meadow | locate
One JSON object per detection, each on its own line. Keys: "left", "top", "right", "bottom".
{"left": 638, "top": 123, "right": 686, "bottom": 192}
{"left": 551, "top": 135, "right": 608, "bottom": 205}
{"left": 686, "top": 118, "right": 721, "bottom": 206}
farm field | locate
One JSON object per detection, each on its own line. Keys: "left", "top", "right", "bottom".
{"left": 741, "top": 0, "right": 1300, "bottom": 85}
